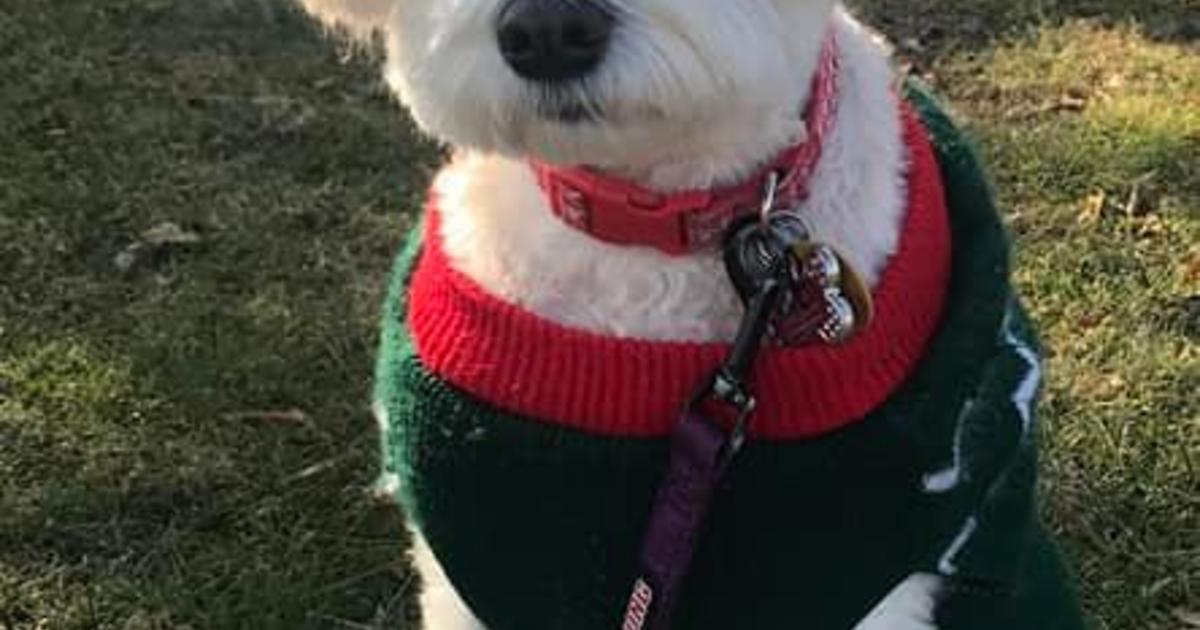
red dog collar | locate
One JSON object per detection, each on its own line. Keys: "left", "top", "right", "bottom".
{"left": 532, "top": 35, "right": 840, "bottom": 256}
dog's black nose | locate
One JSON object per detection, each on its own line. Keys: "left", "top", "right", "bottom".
{"left": 496, "top": 0, "right": 614, "bottom": 83}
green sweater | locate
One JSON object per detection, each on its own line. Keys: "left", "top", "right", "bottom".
{"left": 372, "top": 86, "right": 1086, "bottom": 630}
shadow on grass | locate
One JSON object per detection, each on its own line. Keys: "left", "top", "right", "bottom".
{"left": 849, "top": 0, "right": 1198, "bottom": 67}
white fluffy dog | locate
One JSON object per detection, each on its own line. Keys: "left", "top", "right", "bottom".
{"left": 298, "top": 1, "right": 1082, "bottom": 629}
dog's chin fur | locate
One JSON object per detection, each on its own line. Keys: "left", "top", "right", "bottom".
{"left": 307, "top": 0, "right": 941, "bottom": 627}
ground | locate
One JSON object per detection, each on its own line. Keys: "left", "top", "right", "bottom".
{"left": 0, "top": 1, "right": 1195, "bottom": 629}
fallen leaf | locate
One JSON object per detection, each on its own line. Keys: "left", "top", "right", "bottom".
{"left": 1072, "top": 372, "right": 1127, "bottom": 400}
{"left": 223, "top": 409, "right": 309, "bottom": 425}
{"left": 1134, "top": 215, "right": 1167, "bottom": 239}
{"left": 1180, "top": 247, "right": 1200, "bottom": 287}
{"left": 114, "top": 222, "right": 203, "bottom": 273}
{"left": 285, "top": 456, "right": 346, "bottom": 483}
{"left": 141, "top": 221, "right": 202, "bottom": 246}
{"left": 1054, "top": 94, "right": 1088, "bottom": 113}
{"left": 1077, "top": 190, "right": 1107, "bottom": 225}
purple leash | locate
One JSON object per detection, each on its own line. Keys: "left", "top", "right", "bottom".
{"left": 621, "top": 407, "right": 742, "bottom": 630}
{"left": 620, "top": 277, "right": 785, "bottom": 630}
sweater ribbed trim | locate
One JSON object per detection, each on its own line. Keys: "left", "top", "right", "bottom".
{"left": 405, "top": 102, "right": 950, "bottom": 439}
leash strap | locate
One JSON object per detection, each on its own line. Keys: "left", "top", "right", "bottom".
{"left": 621, "top": 277, "right": 786, "bottom": 630}
{"left": 621, "top": 408, "right": 735, "bottom": 630}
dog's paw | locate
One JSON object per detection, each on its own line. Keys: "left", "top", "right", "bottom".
{"left": 851, "top": 573, "right": 941, "bottom": 630}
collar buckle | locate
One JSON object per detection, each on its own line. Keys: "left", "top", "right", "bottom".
{"left": 542, "top": 165, "right": 734, "bottom": 255}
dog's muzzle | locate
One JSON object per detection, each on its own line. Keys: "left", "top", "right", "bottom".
{"left": 496, "top": 0, "right": 614, "bottom": 84}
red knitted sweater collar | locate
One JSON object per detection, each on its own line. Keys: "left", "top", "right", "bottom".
{"left": 406, "top": 101, "right": 951, "bottom": 440}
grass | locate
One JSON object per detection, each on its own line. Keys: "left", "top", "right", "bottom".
{"left": 1, "top": 1, "right": 437, "bottom": 627}
{"left": 0, "top": 0, "right": 1195, "bottom": 628}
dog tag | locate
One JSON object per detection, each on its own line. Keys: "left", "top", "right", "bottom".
{"left": 776, "top": 240, "right": 874, "bottom": 344}
{"left": 724, "top": 211, "right": 873, "bottom": 346}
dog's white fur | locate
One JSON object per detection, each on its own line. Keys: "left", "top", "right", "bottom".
{"left": 306, "top": 0, "right": 943, "bottom": 626}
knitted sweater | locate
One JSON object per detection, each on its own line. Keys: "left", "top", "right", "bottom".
{"left": 373, "top": 86, "right": 1086, "bottom": 630}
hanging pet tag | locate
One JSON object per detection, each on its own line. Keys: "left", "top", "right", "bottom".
{"left": 777, "top": 239, "right": 874, "bottom": 344}
{"left": 724, "top": 210, "right": 874, "bottom": 346}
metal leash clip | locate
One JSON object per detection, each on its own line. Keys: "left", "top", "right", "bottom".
{"left": 687, "top": 267, "right": 785, "bottom": 459}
